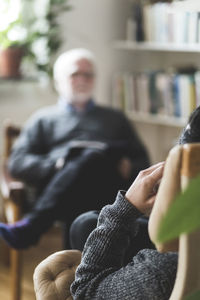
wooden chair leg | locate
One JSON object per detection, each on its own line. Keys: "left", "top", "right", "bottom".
{"left": 0, "top": 197, "right": 10, "bottom": 265}
{"left": 5, "top": 199, "right": 23, "bottom": 300}
{"left": 0, "top": 205, "right": 22, "bottom": 300}
{"left": 1, "top": 218, "right": 11, "bottom": 266}
{"left": 2, "top": 241, "right": 11, "bottom": 266}
{"left": 11, "top": 249, "right": 22, "bottom": 300}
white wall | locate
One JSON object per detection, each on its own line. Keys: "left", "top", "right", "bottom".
{"left": 58, "top": 0, "right": 130, "bottom": 105}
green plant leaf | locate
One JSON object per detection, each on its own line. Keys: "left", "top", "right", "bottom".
{"left": 183, "top": 290, "right": 200, "bottom": 300}
{"left": 157, "top": 175, "right": 200, "bottom": 243}
{"left": 0, "top": 0, "right": 72, "bottom": 76}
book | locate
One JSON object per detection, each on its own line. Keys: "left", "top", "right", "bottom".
{"left": 178, "top": 74, "right": 191, "bottom": 118}
{"left": 112, "top": 69, "right": 200, "bottom": 119}
{"left": 172, "top": 74, "right": 181, "bottom": 117}
{"left": 187, "top": 11, "right": 199, "bottom": 43}
{"left": 141, "top": 1, "right": 200, "bottom": 45}
{"left": 136, "top": 73, "right": 150, "bottom": 113}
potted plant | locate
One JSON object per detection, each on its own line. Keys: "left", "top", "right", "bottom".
{"left": 0, "top": 15, "right": 27, "bottom": 78}
{"left": 0, "top": 0, "right": 70, "bottom": 79}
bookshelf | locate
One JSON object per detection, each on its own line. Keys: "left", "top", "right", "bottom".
{"left": 112, "top": 0, "right": 200, "bottom": 163}
{"left": 113, "top": 40, "right": 200, "bottom": 53}
{"left": 126, "top": 111, "right": 187, "bottom": 128}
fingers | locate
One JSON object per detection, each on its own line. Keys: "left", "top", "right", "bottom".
{"left": 141, "top": 161, "right": 165, "bottom": 175}
{"left": 139, "top": 163, "right": 164, "bottom": 199}
{"left": 138, "top": 162, "right": 164, "bottom": 189}
{"left": 147, "top": 164, "right": 164, "bottom": 193}
{"left": 125, "top": 162, "right": 165, "bottom": 215}
{"left": 149, "top": 163, "right": 164, "bottom": 182}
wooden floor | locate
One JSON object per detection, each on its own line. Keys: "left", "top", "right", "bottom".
{"left": 0, "top": 226, "right": 63, "bottom": 300}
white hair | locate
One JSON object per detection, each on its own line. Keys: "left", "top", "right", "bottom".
{"left": 53, "top": 48, "right": 96, "bottom": 84}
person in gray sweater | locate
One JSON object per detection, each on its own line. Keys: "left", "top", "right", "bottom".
{"left": 71, "top": 162, "right": 177, "bottom": 300}
{"left": 0, "top": 48, "right": 149, "bottom": 249}
{"left": 71, "top": 105, "right": 200, "bottom": 299}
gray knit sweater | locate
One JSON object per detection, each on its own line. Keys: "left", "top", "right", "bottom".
{"left": 71, "top": 191, "right": 177, "bottom": 300}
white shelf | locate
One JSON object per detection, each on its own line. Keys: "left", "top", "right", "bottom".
{"left": 126, "top": 111, "right": 187, "bottom": 128}
{"left": 113, "top": 40, "right": 200, "bottom": 53}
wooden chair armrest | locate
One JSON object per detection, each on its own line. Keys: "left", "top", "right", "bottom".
{"left": 1, "top": 163, "right": 25, "bottom": 201}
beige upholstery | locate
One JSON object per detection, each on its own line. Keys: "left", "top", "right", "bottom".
{"left": 33, "top": 250, "right": 81, "bottom": 300}
{"left": 33, "top": 143, "right": 200, "bottom": 300}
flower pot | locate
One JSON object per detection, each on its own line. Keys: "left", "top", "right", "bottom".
{"left": 0, "top": 47, "right": 24, "bottom": 79}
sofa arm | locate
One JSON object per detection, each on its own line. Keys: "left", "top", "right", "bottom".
{"left": 33, "top": 250, "right": 81, "bottom": 300}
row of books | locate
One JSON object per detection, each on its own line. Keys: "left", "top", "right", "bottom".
{"left": 112, "top": 70, "right": 200, "bottom": 120}
{"left": 128, "top": 1, "right": 200, "bottom": 44}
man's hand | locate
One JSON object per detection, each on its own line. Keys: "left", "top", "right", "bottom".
{"left": 125, "top": 162, "right": 164, "bottom": 216}
{"left": 118, "top": 157, "right": 132, "bottom": 179}
{"left": 55, "top": 157, "right": 65, "bottom": 170}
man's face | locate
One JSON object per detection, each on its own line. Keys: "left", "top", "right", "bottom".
{"left": 56, "top": 58, "right": 95, "bottom": 105}
{"left": 69, "top": 58, "right": 95, "bottom": 101}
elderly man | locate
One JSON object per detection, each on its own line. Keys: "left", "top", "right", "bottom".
{"left": 0, "top": 48, "right": 149, "bottom": 249}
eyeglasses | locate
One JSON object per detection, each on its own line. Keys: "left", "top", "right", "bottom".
{"left": 71, "top": 71, "right": 95, "bottom": 80}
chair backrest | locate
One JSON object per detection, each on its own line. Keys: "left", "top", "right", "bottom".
{"left": 170, "top": 144, "right": 200, "bottom": 300}
{"left": 3, "top": 120, "right": 21, "bottom": 159}
{"left": 1, "top": 120, "right": 24, "bottom": 206}
{"left": 149, "top": 143, "right": 200, "bottom": 300}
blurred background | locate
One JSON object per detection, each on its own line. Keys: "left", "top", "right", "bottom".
{"left": 1, "top": 0, "right": 200, "bottom": 163}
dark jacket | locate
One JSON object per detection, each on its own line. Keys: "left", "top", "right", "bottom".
{"left": 8, "top": 103, "right": 150, "bottom": 188}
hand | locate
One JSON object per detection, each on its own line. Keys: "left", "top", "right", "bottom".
{"left": 125, "top": 162, "right": 164, "bottom": 216}
{"left": 118, "top": 157, "right": 132, "bottom": 179}
{"left": 55, "top": 157, "right": 65, "bottom": 170}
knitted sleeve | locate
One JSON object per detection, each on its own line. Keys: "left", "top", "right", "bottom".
{"left": 71, "top": 191, "right": 177, "bottom": 300}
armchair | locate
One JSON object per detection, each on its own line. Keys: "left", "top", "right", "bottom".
{"left": 0, "top": 121, "right": 25, "bottom": 300}
{"left": 33, "top": 143, "right": 200, "bottom": 300}
{"left": 34, "top": 249, "right": 81, "bottom": 300}
{"left": 0, "top": 121, "right": 81, "bottom": 300}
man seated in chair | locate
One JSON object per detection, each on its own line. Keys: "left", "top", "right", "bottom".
{"left": 0, "top": 48, "right": 150, "bottom": 249}
{"left": 70, "top": 106, "right": 200, "bottom": 300}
